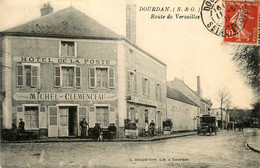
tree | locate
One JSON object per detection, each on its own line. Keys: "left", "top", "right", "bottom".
{"left": 216, "top": 88, "right": 231, "bottom": 129}
{"left": 232, "top": 45, "right": 260, "bottom": 95}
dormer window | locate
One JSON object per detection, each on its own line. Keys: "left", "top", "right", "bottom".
{"left": 60, "top": 41, "right": 76, "bottom": 57}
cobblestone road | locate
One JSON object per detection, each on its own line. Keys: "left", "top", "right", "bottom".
{"left": 1, "top": 129, "right": 260, "bottom": 168}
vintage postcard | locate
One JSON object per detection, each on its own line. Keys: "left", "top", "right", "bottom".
{"left": 0, "top": 0, "right": 259, "bottom": 167}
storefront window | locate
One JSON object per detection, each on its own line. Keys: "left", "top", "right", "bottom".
{"left": 24, "top": 106, "right": 39, "bottom": 129}
{"left": 96, "top": 106, "right": 109, "bottom": 127}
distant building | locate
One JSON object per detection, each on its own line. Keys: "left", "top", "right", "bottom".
{"left": 0, "top": 4, "right": 166, "bottom": 138}
{"left": 166, "top": 85, "right": 199, "bottom": 131}
{"left": 167, "top": 78, "right": 200, "bottom": 128}
{"left": 167, "top": 76, "right": 212, "bottom": 127}
{"left": 210, "top": 108, "right": 230, "bottom": 129}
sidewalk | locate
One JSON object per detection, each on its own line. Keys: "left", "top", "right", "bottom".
{"left": 1, "top": 131, "right": 197, "bottom": 143}
{"left": 247, "top": 128, "right": 260, "bottom": 153}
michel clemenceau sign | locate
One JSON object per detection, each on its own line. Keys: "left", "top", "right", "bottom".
{"left": 13, "top": 92, "right": 117, "bottom": 101}
{"left": 13, "top": 56, "right": 116, "bottom": 65}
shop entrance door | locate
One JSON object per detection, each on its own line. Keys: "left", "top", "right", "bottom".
{"left": 59, "top": 107, "right": 69, "bottom": 136}
{"left": 69, "top": 107, "right": 78, "bottom": 136}
{"left": 59, "top": 106, "right": 78, "bottom": 137}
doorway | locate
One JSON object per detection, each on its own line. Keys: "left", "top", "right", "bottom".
{"left": 59, "top": 106, "right": 78, "bottom": 137}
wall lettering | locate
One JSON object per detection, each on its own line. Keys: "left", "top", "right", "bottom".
{"left": 14, "top": 92, "right": 117, "bottom": 101}
{"left": 14, "top": 57, "right": 115, "bottom": 65}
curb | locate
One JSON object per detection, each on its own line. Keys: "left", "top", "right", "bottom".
{"left": 246, "top": 130, "right": 260, "bottom": 153}
{"left": 247, "top": 142, "right": 260, "bottom": 153}
{"left": 1, "top": 132, "right": 197, "bottom": 144}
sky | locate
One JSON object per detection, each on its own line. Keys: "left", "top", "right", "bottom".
{"left": 0, "top": 0, "right": 256, "bottom": 108}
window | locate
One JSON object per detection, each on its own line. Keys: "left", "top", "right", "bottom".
{"left": 142, "top": 78, "right": 150, "bottom": 96}
{"left": 16, "top": 64, "right": 39, "bottom": 88}
{"left": 24, "top": 106, "right": 39, "bottom": 129}
{"left": 96, "top": 106, "right": 109, "bottom": 127}
{"left": 88, "top": 67, "right": 115, "bottom": 88}
{"left": 127, "top": 72, "right": 137, "bottom": 92}
{"left": 129, "top": 107, "right": 136, "bottom": 122}
{"left": 96, "top": 68, "right": 108, "bottom": 88}
{"left": 62, "top": 67, "right": 74, "bottom": 87}
{"left": 54, "top": 66, "right": 81, "bottom": 87}
{"left": 155, "top": 83, "right": 161, "bottom": 100}
{"left": 61, "top": 41, "right": 75, "bottom": 57}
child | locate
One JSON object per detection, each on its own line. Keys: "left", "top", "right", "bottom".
{"left": 97, "top": 132, "right": 103, "bottom": 142}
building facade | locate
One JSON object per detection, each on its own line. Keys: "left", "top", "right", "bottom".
{"left": 1, "top": 6, "right": 166, "bottom": 138}
{"left": 166, "top": 86, "right": 199, "bottom": 132}
{"left": 210, "top": 108, "right": 230, "bottom": 129}
{"left": 167, "top": 78, "right": 201, "bottom": 126}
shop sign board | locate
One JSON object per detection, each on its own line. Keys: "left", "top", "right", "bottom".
{"left": 13, "top": 56, "right": 116, "bottom": 65}
{"left": 13, "top": 92, "right": 117, "bottom": 101}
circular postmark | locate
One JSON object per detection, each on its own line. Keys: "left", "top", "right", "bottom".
{"left": 201, "top": 0, "right": 248, "bottom": 37}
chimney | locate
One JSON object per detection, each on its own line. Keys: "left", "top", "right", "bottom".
{"left": 126, "top": 2, "right": 136, "bottom": 44}
{"left": 197, "top": 76, "right": 201, "bottom": 97}
{"left": 41, "top": 2, "right": 53, "bottom": 17}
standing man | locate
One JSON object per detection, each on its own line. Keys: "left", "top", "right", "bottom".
{"left": 149, "top": 120, "right": 156, "bottom": 137}
{"left": 18, "top": 118, "right": 25, "bottom": 133}
{"left": 80, "top": 118, "right": 88, "bottom": 138}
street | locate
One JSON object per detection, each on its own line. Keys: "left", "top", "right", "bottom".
{"left": 1, "top": 129, "right": 260, "bottom": 168}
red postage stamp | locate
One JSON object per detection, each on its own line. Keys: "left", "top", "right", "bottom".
{"left": 223, "top": 1, "right": 259, "bottom": 44}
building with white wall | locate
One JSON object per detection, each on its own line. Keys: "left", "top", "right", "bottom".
{"left": 0, "top": 4, "right": 166, "bottom": 138}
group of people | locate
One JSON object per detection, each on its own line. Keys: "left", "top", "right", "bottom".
{"left": 12, "top": 118, "right": 25, "bottom": 134}
{"left": 80, "top": 118, "right": 117, "bottom": 140}
{"left": 145, "top": 120, "right": 156, "bottom": 137}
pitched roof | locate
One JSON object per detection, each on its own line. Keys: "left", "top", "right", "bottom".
{"left": 1, "top": 7, "right": 121, "bottom": 39}
{"left": 173, "top": 78, "right": 200, "bottom": 97}
{"left": 167, "top": 86, "right": 199, "bottom": 107}
{"left": 0, "top": 7, "right": 167, "bottom": 67}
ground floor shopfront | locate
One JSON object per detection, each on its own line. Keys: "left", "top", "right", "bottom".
{"left": 126, "top": 97, "right": 166, "bottom": 136}
{"left": 2, "top": 90, "right": 167, "bottom": 139}
{"left": 8, "top": 99, "right": 118, "bottom": 138}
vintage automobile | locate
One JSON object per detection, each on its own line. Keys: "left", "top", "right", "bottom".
{"left": 197, "top": 115, "right": 217, "bottom": 135}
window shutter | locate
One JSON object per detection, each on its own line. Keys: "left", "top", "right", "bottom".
{"left": 49, "top": 106, "right": 58, "bottom": 126}
{"left": 79, "top": 106, "right": 87, "bottom": 125}
{"left": 109, "top": 106, "right": 115, "bottom": 124}
{"left": 75, "top": 67, "right": 81, "bottom": 87}
{"left": 89, "top": 68, "right": 95, "bottom": 88}
{"left": 48, "top": 106, "right": 58, "bottom": 137}
{"left": 39, "top": 106, "right": 47, "bottom": 128}
{"left": 54, "top": 66, "right": 61, "bottom": 87}
{"left": 134, "top": 73, "right": 137, "bottom": 92}
{"left": 31, "top": 66, "right": 38, "bottom": 88}
{"left": 127, "top": 72, "right": 131, "bottom": 90}
{"left": 159, "top": 84, "right": 161, "bottom": 100}
{"left": 17, "top": 65, "right": 24, "bottom": 87}
{"left": 148, "top": 80, "right": 150, "bottom": 96}
{"left": 142, "top": 78, "right": 145, "bottom": 95}
{"left": 109, "top": 68, "right": 115, "bottom": 88}
{"left": 89, "top": 106, "right": 95, "bottom": 127}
